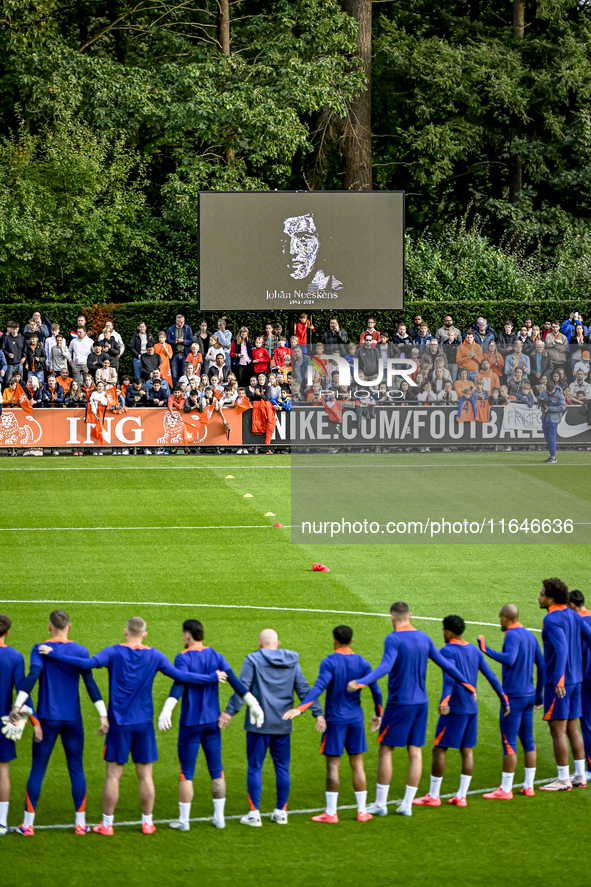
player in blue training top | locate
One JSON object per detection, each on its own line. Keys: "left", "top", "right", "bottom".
{"left": 157, "top": 618, "right": 263, "bottom": 832}
{"left": 346, "top": 601, "right": 477, "bottom": 818}
{"left": 9, "top": 610, "right": 109, "bottom": 837}
{"left": 538, "top": 578, "right": 591, "bottom": 791}
{"left": 568, "top": 590, "right": 591, "bottom": 781}
{"left": 0, "top": 614, "right": 41, "bottom": 836}
{"left": 414, "top": 614, "right": 509, "bottom": 809}
{"left": 477, "top": 604, "right": 545, "bottom": 799}
{"left": 282, "top": 625, "right": 383, "bottom": 824}
{"left": 38, "top": 615, "right": 239, "bottom": 836}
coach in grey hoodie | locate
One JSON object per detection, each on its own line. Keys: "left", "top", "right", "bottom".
{"left": 221, "top": 628, "right": 324, "bottom": 826}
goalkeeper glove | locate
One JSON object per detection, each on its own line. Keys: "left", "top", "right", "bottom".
{"left": 243, "top": 692, "right": 265, "bottom": 728}
{"left": 1, "top": 715, "right": 28, "bottom": 741}
{"left": 158, "top": 697, "right": 178, "bottom": 732}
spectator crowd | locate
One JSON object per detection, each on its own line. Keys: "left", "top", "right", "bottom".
{"left": 1, "top": 309, "right": 590, "bottom": 454}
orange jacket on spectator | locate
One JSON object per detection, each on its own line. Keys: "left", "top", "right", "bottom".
{"left": 296, "top": 320, "right": 313, "bottom": 345}
{"left": 167, "top": 394, "right": 185, "bottom": 412}
{"left": 487, "top": 354, "right": 505, "bottom": 378}
{"left": 456, "top": 341, "right": 483, "bottom": 372}
{"left": 155, "top": 342, "right": 173, "bottom": 386}
{"left": 185, "top": 352, "right": 203, "bottom": 373}
{"left": 475, "top": 370, "right": 497, "bottom": 392}
{"left": 273, "top": 346, "right": 291, "bottom": 368}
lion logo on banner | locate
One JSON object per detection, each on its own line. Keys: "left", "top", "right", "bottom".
{"left": 0, "top": 412, "right": 42, "bottom": 445}
{"left": 157, "top": 410, "right": 208, "bottom": 445}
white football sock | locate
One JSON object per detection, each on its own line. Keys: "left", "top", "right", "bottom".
{"left": 574, "top": 759, "right": 585, "bottom": 777}
{"left": 557, "top": 765, "right": 570, "bottom": 781}
{"left": 401, "top": 785, "right": 418, "bottom": 809}
{"left": 75, "top": 811, "right": 86, "bottom": 827}
{"left": 179, "top": 802, "right": 191, "bottom": 822}
{"left": 523, "top": 767, "right": 536, "bottom": 789}
{"left": 325, "top": 791, "right": 338, "bottom": 816}
{"left": 430, "top": 775, "right": 443, "bottom": 799}
{"left": 213, "top": 798, "right": 225, "bottom": 820}
{"left": 375, "top": 783, "right": 389, "bottom": 807}
{"left": 141, "top": 813, "right": 153, "bottom": 826}
{"left": 103, "top": 814, "right": 114, "bottom": 827}
{"left": 0, "top": 801, "right": 8, "bottom": 826}
{"left": 24, "top": 811, "right": 35, "bottom": 828}
{"left": 501, "top": 772, "right": 514, "bottom": 793}
{"left": 456, "top": 774, "right": 472, "bottom": 799}
{"left": 355, "top": 790, "right": 367, "bottom": 814}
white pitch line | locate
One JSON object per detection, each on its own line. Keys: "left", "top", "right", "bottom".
{"left": 0, "top": 463, "right": 588, "bottom": 472}
{"left": 27, "top": 778, "right": 557, "bottom": 831}
{"left": 0, "top": 599, "right": 543, "bottom": 632}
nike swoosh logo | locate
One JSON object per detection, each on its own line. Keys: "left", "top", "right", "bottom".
{"left": 557, "top": 415, "right": 590, "bottom": 438}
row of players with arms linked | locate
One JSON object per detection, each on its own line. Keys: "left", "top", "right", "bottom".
{"left": 0, "top": 577, "right": 589, "bottom": 834}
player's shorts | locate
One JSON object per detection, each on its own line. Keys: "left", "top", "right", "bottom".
{"left": 320, "top": 720, "right": 367, "bottom": 757}
{"left": 543, "top": 682, "right": 582, "bottom": 721}
{"left": 500, "top": 694, "right": 535, "bottom": 754}
{"left": 377, "top": 703, "right": 428, "bottom": 748}
{"left": 103, "top": 721, "right": 158, "bottom": 765}
{"left": 434, "top": 713, "right": 477, "bottom": 749}
{"left": 178, "top": 721, "right": 223, "bottom": 780}
{"left": 0, "top": 730, "right": 17, "bottom": 763}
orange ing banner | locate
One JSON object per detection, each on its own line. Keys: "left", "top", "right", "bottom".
{"left": 0, "top": 408, "right": 241, "bottom": 448}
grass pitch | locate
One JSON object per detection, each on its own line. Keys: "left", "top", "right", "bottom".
{"left": 0, "top": 452, "right": 589, "bottom": 887}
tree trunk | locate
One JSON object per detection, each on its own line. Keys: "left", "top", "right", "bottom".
{"left": 217, "top": 0, "right": 230, "bottom": 56}
{"left": 509, "top": 0, "right": 524, "bottom": 202}
{"left": 343, "top": 0, "right": 372, "bottom": 191}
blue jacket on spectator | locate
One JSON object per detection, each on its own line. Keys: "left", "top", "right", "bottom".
{"left": 538, "top": 387, "right": 566, "bottom": 424}
{"left": 42, "top": 383, "right": 64, "bottom": 406}
{"left": 166, "top": 323, "right": 194, "bottom": 357}
{"left": 0, "top": 348, "right": 6, "bottom": 376}
{"left": 561, "top": 318, "right": 590, "bottom": 338}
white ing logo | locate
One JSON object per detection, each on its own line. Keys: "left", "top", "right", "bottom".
{"left": 306, "top": 356, "right": 418, "bottom": 391}
{"left": 66, "top": 416, "right": 145, "bottom": 445}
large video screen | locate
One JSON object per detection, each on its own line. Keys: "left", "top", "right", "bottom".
{"left": 198, "top": 191, "right": 404, "bottom": 311}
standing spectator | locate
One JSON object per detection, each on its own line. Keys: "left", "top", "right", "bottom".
{"left": 56, "top": 367, "right": 73, "bottom": 396}
{"left": 86, "top": 341, "right": 104, "bottom": 380}
{"left": 420, "top": 339, "right": 443, "bottom": 376}
{"left": 0, "top": 321, "right": 27, "bottom": 384}
{"left": 231, "top": 328, "right": 253, "bottom": 387}
{"left": 252, "top": 337, "right": 272, "bottom": 377}
{"left": 25, "top": 374, "right": 42, "bottom": 408}
{"left": 484, "top": 340, "right": 505, "bottom": 382}
{"left": 438, "top": 380, "right": 458, "bottom": 404}
{"left": 3, "top": 378, "right": 18, "bottom": 406}
{"left": 359, "top": 317, "right": 380, "bottom": 345}
{"left": 561, "top": 311, "right": 589, "bottom": 339}
{"left": 456, "top": 332, "right": 483, "bottom": 380}
{"left": 516, "top": 325, "right": 534, "bottom": 356}
{"left": 154, "top": 332, "right": 173, "bottom": 389}
{"left": 544, "top": 332, "right": 568, "bottom": 374}
{"left": 321, "top": 318, "right": 348, "bottom": 356}
{"left": 185, "top": 343, "right": 204, "bottom": 377}
{"left": 69, "top": 315, "right": 88, "bottom": 339}
{"left": 44, "top": 323, "right": 61, "bottom": 364}
{"left": 25, "top": 335, "right": 46, "bottom": 386}
{"left": 209, "top": 353, "right": 230, "bottom": 386}
{"left": 436, "top": 315, "right": 462, "bottom": 343}
{"left": 193, "top": 320, "right": 210, "bottom": 357}
{"left": 139, "top": 345, "right": 161, "bottom": 382}
{"left": 146, "top": 368, "right": 171, "bottom": 398}
{"left": 68, "top": 327, "right": 94, "bottom": 384}
{"left": 49, "top": 334, "right": 70, "bottom": 374}
{"left": 167, "top": 385, "right": 185, "bottom": 413}
{"left": 96, "top": 357, "right": 117, "bottom": 387}
{"left": 475, "top": 359, "right": 497, "bottom": 394}
{"left": 441, "top": 330, "right": 460, "bottom": 381}
{"left": 529, "top": 339, "right": 551, "bottom": 386}
{"left": 470, "top": 317, "right": 496, "bottom": 350}
{"left": 568, "top": 369, "right": 591, "bottom": 405}
{"left": 263, "top": 322, "right": 278, "bottom": 359}
{"left": 295, "top": 313, "right": 314, "bottom": 353}
{"left": 0, "top": 345, "right": 6, "bottom": 387}
{"left": 392, "top": 322, "right": 413, "bottom": 353}
{"left": 507, "top": 366, "right": 526, "bottom": 398}
{"left": 413, "top": 322, "right": 432, "bottom": 355}
{"left": 42, "top": 374, "right": 64, "bottom": 408}
{"left": 408, "top": 314, "right": 429, "bottom": 341}
{"left": 98, "top": 321, "right": 125, "bottom": 358}
{"left": 377, "top": 331, "right": 399, "bottom": 378}
{"left": 538, "top": 380, "right": 566, "bottom": 463}
{"left": 65, "top": 380, "right": 85, "bottom": 408}
{"left": 220, "top": 628, "right": 324, "bottom": 828}
{"left": 273, "top": 336, "right": 290, "bottom": 370}
{"left": 130, "top": 321, "right": 155, "bottom": 379}
{"left": 216, "top": 317, "right": 232, "bottom": 368}
{"left": 454, "top": 368, "right": 474, "bottom": 399}
{"left": 504, "top": 340, "right": 530, "bottom": 379}
{"left": 24, "top": 312, "right": 50, "bottom": 340}
{"left": 497, "top": 321, "right": 517, "bottom": 357}
{"left": 206, "top": 335, "right": 226, "bottom": 370}
{"left": 167, "top": 314, "right": 194, "bottom": 385}
{"left": 569, "top": 324, "right": 589, "bottom": 376}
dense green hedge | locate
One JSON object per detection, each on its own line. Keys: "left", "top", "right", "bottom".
{"left": 4, "top": 298, "right": 589, "bottom": 374}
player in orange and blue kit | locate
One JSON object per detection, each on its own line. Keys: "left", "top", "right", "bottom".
{"left": 157, "top": 619, "right": 261, "bottom": 832}
{"left": 414, "top": 614, "right": 509, "bottom": 809}
{"left": 346, "top": 602, "right": 476, "bottom": 818}
{"left": 0, "top": 614, "right": 40, "bottom": 837}
{"left": 37, "top": 616, "right": 228, "bottom": 835}
{"left": 568, "top": 590, "right": 591, "bottom": 781}
{"left": 10, "top": 610, "right": 108, "bottom": 837}
{"left": 538, "top": 578, "right": 591, "bottom": 791}
{"left": 283, "top": 625, "right": 383, "bottom": 824}
{"left": 477, "top": 604, "right": 545, "bottom": 799}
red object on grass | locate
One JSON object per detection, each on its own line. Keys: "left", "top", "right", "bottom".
{"left": 313, "top": 563, "right": 330, "bottom": 572}
{"left": 273, "top": 522, "right": 283, "bottom": 528}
